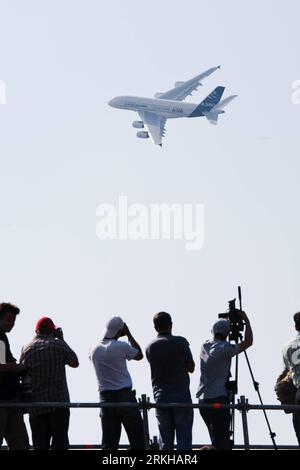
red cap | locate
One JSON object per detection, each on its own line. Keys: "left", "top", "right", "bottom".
{"left": 35, "top": 317, "right": 56, "bottom": 332}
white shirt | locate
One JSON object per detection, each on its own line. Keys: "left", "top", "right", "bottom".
{"left": 0, "top": 340, "right": 6, "bottom": 364}
{"left": 90, "top": 339, "right": 138, "bottom": 393}
{"left": 196, "top": 339, "right": 240, "bottom": 399}
{"left": 283, "top": 333, "right": 300, "bottom": 388}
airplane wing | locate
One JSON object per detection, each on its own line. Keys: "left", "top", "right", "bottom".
{"left": 138, "top": 111, "right": 166, "bottom": 146}
{"left": 155, "top": 66, "right": 220, "bottom": 102}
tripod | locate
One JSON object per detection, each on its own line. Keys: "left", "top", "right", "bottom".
{"left": 228, "top": 287, "right": 277, "bottom": 450}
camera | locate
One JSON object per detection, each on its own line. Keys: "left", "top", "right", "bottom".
{"left": 218, "top": 298, "right": 244, "bottom": 343}
{"left": 19, "top": 373, "right": 33, "bottom": 403}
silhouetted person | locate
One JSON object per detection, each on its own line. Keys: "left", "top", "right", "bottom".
{"left": 146, "top": 312, "right": 195, "bottom": 450}
{"left": 20, "top": 317, "right": 79, "bottom": 450}
{"left": 0, "top": 302, "right": 29, "bottom": 449}
{"left": 90, "top": 317, "right": 144, "bottom": 450}
{"left": 281, "top": 312, "right": 300, "bottom": 445}
{"left": 196, "top": 311, "right": 253, "bottom": 450}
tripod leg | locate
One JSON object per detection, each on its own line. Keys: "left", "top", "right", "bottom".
{"left": 242, "top": 347, "right": 277, "bottom": 450}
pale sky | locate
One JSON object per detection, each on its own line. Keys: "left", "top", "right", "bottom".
{"left": 0, "top": 0, "right": 300, "bottom": 447}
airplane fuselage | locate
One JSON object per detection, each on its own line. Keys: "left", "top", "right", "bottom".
{"left": 108, "top": 96, "right": 203, "bottom": 118}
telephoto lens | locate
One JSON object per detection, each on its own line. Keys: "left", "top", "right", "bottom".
{"left": 19, "top": 374, "right": 33, "bottom": 402}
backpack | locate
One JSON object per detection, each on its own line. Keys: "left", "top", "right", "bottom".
{"left": 274, "top": 370, "right": 297, "bottom": 414}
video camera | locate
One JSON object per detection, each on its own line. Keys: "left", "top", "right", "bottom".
{"left": 218, "top": 298, "right": 244, "bottom": 343}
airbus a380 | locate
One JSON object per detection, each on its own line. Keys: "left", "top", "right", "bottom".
{"left": 108, "top": 66, "right": 237, "bottom": 146}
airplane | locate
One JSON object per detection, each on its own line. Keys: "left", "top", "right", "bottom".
{"left": 108, "top": 66, "right": 237, "bottom": 146}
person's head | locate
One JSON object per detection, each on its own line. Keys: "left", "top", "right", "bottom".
{"left": 212, "top": 319, "right": 231, "bottom": 340}
{"left": 35, "top": 317, "right": 56, "bottom": 337}
{"left": 294, "top": 312, "right": 300, "bottom": 332}
{"left": 153, "top": 311, "right": 172, "bottom": 334}
{"left": 103, "top": 316, "right": 124, "bottom": 340}
{"left": 0, "top": 303, "right": 20, "bottom": 333}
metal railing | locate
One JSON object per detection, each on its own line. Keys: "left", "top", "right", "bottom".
{"left": 1, "top": 395, "right": 300, "bottom": 450}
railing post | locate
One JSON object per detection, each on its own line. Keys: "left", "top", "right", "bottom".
{"left": 150, "top": 435, "right": 159, "bottom": 450}
{"left": 238, "top": 395, "right": 250, "bottom": 450}
{"left": 139, "top": 394, "right": 151, "bottom": 450}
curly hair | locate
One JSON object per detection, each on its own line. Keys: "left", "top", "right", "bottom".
{"left": 0, "top": 302, "right": 20, "bottom": 318}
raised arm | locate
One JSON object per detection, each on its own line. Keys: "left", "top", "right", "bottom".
{"left": 236, "top": 311, "right": 253, "bottom": 353}
{"left": 123, "top": 323, "right": 143, "bottom": 361}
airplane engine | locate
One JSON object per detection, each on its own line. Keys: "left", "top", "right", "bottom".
{"left": 132, "top": 121, "right": 144, "bottom": 129}
{"left": 136, "top": 131, "right": 149, "bottom": 139}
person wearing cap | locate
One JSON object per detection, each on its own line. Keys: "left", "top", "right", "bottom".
{"left": 20, "top": 317, "right": 79, "bottom": 450}
{"left": 0, "top": 302, "right": 29, "bottom": 450}
{"left": 146, "top": 312, "right": 195, "bottom": 450}
{"left": 196, "top": 310, "right": 253, "bottom": 450}
{"left": 90, "top": 316, "right": 144, "bottom": 450}
{"left": 280, "top": 312, "right": 300, "bottom": 444}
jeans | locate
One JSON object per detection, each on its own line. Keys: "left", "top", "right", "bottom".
{"left": 29, "top": 408, "right": 70, "bottom": 450}
{"left": 293, "top": 388, "right": 300, "bottom": 445}
{"left": 100, "top": 388, "right": 144, "bottom": 450}
{"left": 200, "top": 396, "right": 232, "bottom": 450}
{"left": 0, "top": 405, "right": 29, "bottom": 450}
{"left": 155, "top": 393, "right": 193, "bottom": 450}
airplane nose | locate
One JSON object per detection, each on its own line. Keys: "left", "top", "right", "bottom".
{"left": 108, "top": 98, "right": 114, "bottom": 107}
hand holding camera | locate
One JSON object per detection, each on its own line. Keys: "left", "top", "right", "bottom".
{"left": 235, "top": 309, "right": 249, "bottom": 323}
{"left": 122, "top": 323, "right": 131, "bottom": 337}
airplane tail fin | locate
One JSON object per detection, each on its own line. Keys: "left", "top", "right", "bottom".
{"left": 188, "top": 86, "right": 225, "bottom": 117}
{"left": 204, "top": 94, "right": 238, "bottom": 125}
